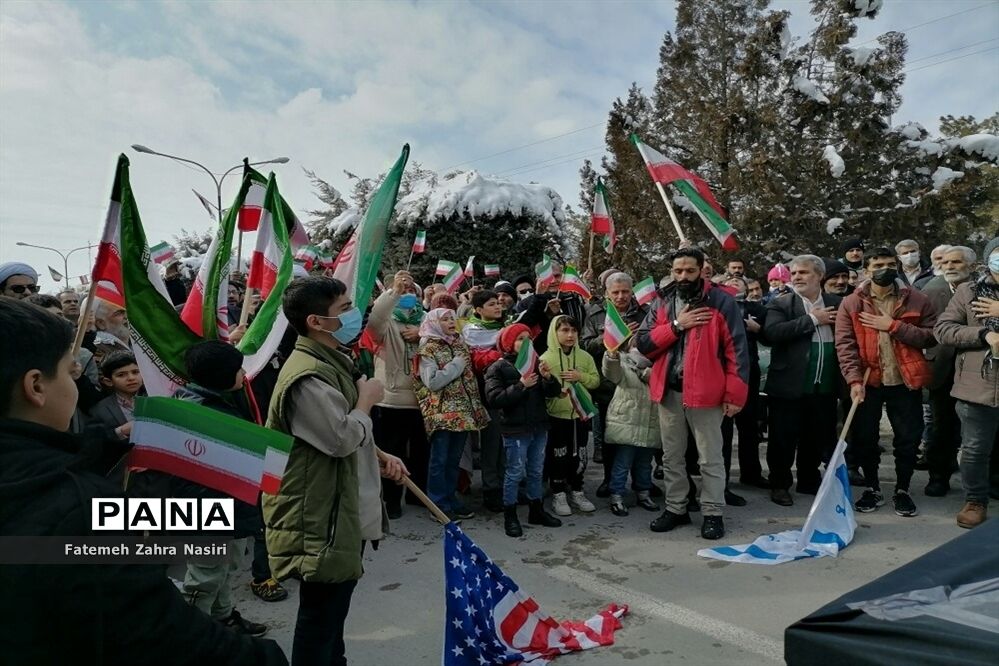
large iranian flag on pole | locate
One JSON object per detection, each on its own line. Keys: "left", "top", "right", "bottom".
{"left": 332, "top": 145, "right": 410, "bottom": 309}
{"left": 630, "top": 135, "right": 738, "bottom": 251}
{"left": 90, "top": 180, "right": 126, "bottom": 308}
{"left": 241, "top": 174, "right": 293, "bottom": 379}
{"left": 243, "top": 161, "right": 311, "bottom": 249}
{"left": 114, "top": 154, "right": 201, "bottom": 396}
{"left": 129, "top": 397, "right": 293, "bottom": 505}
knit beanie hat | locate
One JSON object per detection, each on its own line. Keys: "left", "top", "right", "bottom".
{"left": 493, "top": 281, "right": 516, "bottom": 298}
{"left": 841, "top": 238, "right": 864, "bottom": 254}
{"left": 498, "top": 323, "right": 531, "bottom": 354}
{"left": 767, "top": 264, "right": 791, "bottom": 283}
{"left": 822, "top": 258, "right": 849, "bottom": 282}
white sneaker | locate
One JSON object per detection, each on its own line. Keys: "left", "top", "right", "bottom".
{"left": 552, "top": 492, "right": 572, "bottom": 516}
{"left": 570, "top": 490, "right": 596, "bottom": 513}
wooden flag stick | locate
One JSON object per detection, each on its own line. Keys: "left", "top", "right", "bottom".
{"left": 236, "top": 230, "right": 244, "bottom": 277}
{"left": 653, "top": 182, "right": 688, "bottom": 245}
{"left": 406, "top": 247, "right": 415, "bottom": 272}
{"left": 71, "top": 279, "right": 99, "bottom": 358}
{"left": 377, "top": 449, "right": 450, "bottom": 525}
{"left": 239, "top": 286, "right": 254, "bottom": 327}
{"left": 837, "top": 368, "right": 872, "bottom": 444}
{"left": 587, "top": 231, "right": 595, "bottom": 274}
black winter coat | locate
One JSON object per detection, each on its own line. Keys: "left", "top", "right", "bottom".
{"left": 0, "top": 418, "right": 286, "bottom": 666}
{"left": 761, "top": 292, "right": 843, "bottom": 400}
{"left": 484, "top": 356, "right": 562, "bottom": 435}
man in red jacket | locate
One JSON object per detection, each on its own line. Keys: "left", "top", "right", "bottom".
{"left": 636, "top": 247, "right": 750, "bottom": 540}
{"left": 834, "top": 247, "right": 937, "bottom": 518}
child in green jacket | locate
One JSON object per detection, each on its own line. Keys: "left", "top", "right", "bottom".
{"left": 539, "top": 314, "right": 600, "bottom": 516}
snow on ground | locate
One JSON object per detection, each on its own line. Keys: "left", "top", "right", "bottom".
{"left": 931, "top": 166, "right": 965, "bottom": 191}
{"left": 791, "top": 75, "right": 830, "bottom": 104}
{"left": 826, "top": 217, "right": 845, "bottom": 235}
{"left": 823, "top": 145, "right": 846, "bottom": 178}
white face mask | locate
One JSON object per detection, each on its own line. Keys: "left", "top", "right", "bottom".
{"left": 900, "top": 251, "right": 920, "bottom": 269}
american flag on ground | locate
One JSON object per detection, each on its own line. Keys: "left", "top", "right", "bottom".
{"left": 443, "top": 523, "right": 627, "bottom": 664}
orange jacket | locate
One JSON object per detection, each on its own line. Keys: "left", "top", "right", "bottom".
{"left": 834, "top": 281, "right": 937, "bottom": 390}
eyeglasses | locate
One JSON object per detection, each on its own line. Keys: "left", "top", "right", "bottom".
{"left": 517, "top": 289, "right": 534, "bottom": 296}
{"left": 7, "top": 284, "right": 40, "bottom": 295}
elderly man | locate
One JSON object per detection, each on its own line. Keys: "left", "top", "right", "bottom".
{"left": 763, "top": 255, "right": 843, "bottom": 506}
{"left": 915, "top": 244, "right": 953, "bottom": 290}
{"left": 921, "top": 246, "right": 977, "bottom": 497}
{"left": 58, "top": 289, "right": 81, "bottom": 322}
{"left": 90, "top": 297, "right": 130, "bottom": 363}
{"left": 0, "top": 262, "right": 40, "bottom": 300}
{"left": 934, "top": 237, "right": 999, "bottom": 528}
{"left": 895, "top": 239, "right": 933, "bottom": 287}
{"left": 835, "top": 247, "right": 937, "bottom": 517}
{"left": 581, "top": 271, "right": 650, "bottom": 494}
{"left": 822, "top": 259, "right": 851, "bottom": 296}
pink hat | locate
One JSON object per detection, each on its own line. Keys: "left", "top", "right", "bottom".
{"left": 767, "top": 264, "right": 791, "bottom": 283}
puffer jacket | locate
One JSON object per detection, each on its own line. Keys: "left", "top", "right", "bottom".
{"left": 834, "top": 280, "right": 937, "bottom": 389}
{"left": 602, "top": 350, "right": 660, "bottom": 448}
{"left": 635, "top": 280, "right": 750, "bottom": 408}
{"left": 934, "top": 278, "right": 999, "bottom": 408}
{"left": 538, "top": 315, "right": 601, "bottom": 420}
{"left": 484, "top": 355, "right": 562, "bottom": 434}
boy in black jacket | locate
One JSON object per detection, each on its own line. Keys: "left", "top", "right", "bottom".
{"left": 0, "top": 297, "right": 286, "bottom": 665}
{"left": 484, "top": 324, "right": 563, "bottom": 536}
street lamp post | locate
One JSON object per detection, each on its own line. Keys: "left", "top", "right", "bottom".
{"left": 15, "top": 242, "right": 98, "bottom": 289}
{"left": 130, "top": 145, "right": 289, "bottom": 268}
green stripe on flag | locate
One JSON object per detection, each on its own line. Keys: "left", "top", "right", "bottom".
{"left": 569, "top": 383, "right": 597, "bottom": 420}
{"left": 672, "top": 179, "right": 737, "bottom": 250}
{"left": 603, "top": 300, "right": 632, "bottom": 351}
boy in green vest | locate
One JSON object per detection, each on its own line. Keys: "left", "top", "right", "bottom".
{"left": 262, "top": 277, "right": 407, "bottom": 666}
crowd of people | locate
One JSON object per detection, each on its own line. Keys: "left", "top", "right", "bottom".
{"left": 2, "top": 232, "right": 998, "bottom": 665}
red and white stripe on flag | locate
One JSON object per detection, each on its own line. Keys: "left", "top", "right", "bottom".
{"left": 239, "top": 181, "right": 265, "bottom": 232}
{"left": 247, "top": 207, "right": 281, "bottom": 299}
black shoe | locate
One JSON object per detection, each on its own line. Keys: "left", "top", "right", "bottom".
{"left": 701, "top": 516, "right": 725, "bottom": 540}
{"left": 593, "top": 445, "right": 603, "bottom": 463}
{"left": 892, "top": 490, "right": 918, "bottom": 517}
{"left": 504, "top": 505, "right": 523, "bottom": 537}
{"left": 855, "top": 488, "right": 884, "bottom": 513}
{"left": 724, "top": 489, "right": 747, "bottom": 507}
{"left": 220, "top": 609, "right": 267, "bottom": 637}
{"left": 653, "top": 465, "right": 665, "bottom": 480}
{"left": 648, "top": 484, "right": 664, "bottom": 498}
{"left": 924, "top": 478, "right": 950, "bottom": 497}
{"left": 740, "top": 475, "right": 770, "bottom": 490}
{"left": 650, "top": 510, "right": 691, "bottom": 533}
{"left": 609, "top": 498, "right": 629, "bottom": 517}
{"left": 636, "top": 495, "right": 659, "bottom": 512}
{"left": 770, "top": 489, "right": 793, "bottom": 506}
{"left": 527, "top": 500, "right": 562, "bottom": 527}
{"left": 595, "top": 481, "right": 610, "bottom": 499}
{"left": 386, "top": 502, "right": 402, "bottom": 520}
{"left": 482, "top": 490, "right": 504, "bottom": 513}
{"left": 848, "top": 468, "right": 866, "bottom": 487}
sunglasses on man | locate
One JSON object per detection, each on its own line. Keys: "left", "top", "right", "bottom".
{"left": 7, "top": 284, "right": 40, "bottom": 295}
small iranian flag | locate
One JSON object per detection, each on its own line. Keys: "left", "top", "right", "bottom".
{"left": 443, "top": 263, "right": 465, "bottom": 293}
{"left": 150, "top": 242, "right": 175, "bottom": 265}
{"left": 436, "top": 259, "right": 460, "bottom": 277}
{"left": 464, "top": 255, "right": 475, "bottom": 277}
{"left": 129, "top": 397, "right": 293, "bottom": 505}
{"left": 295, "top": 245, "right": 319, "bottom": 270}
{"left": 591, "top": 177, "right": 616, "bottom": 254}
{"left": 634, "top": 276, "right": 657, "bottom": 306}
{"left": 79, "top": 274, "right": 90, "bottom": 285}
{"left": 318, "top": 247, "right": 335, "bottom": 270}
{"left": 412, "top": 229, "right": 427, "bottom": 254}
{"left": 559, "top": 265, "right": 591, "bottom": 300}
{"left": 567, "top": 383, "right": 597, "bottom": 421}
{"left": 513, "top": 334, "right": 538, "bottom": 379}
{"left": 603, "top": 301, "right": 632, "bottom": 352}
{"left": 535, "top": 254, "right": 554, "bottom": 289}
{"left": 484, "top": 263, "right": 500, "bottom": 277}
{"left": 631, "top": 134, "right": 737, "bottom": 251}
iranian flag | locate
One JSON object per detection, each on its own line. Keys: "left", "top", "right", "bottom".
{"left": 242, "top": 161, "right": 311, "bottom": 249}
{"left": 412, "top": 229, "right": 427, "bottom": 254}
{"left": 295, "top": 245, "right": 319, "bottom": 270}
{"left": 591, "top": 177, "right": 616, "bottom": 254}
{"left": 634, "top": 276, "right": 657, "bottom": 306}
{"left": 318, "top": 247, "right": 335, "bottom": 270}
{"left": 603, "top": 301, "right": 632, "bottom": 352}
{"left": 332, "top": 145, "right": 410, "bottom": 310}
{"left": 150, "top": 242, "right": 175, "bottom": 265}
{"left": 180, "top": 172, "right": 252, "bottom": 341}
{"left": 129, "top": 397, "right": 293, "bottom": 505}
{"left": 113, "top": 154, "right": 201, "bottom": 396}
{"left": 242, "top": 174, "right": 293, "bottom": 378}
{"left": 464, "top": 255, "right": 475, "bottom": 277}
{"left": 436, "top": 259, "right": 459, "bottom": 277}
{"left": 442, "top": 263, "right": 464, "bottom": 293}
{"left": 567, "top": 383, "right": 597, "bottom": 421}
{"left": 630, "top": 134, "right": 738, "bottom": 251}
{"left": 484, "top": 263, "right": 500, "bottom": 277}
{"left": 559, "top": 265, "right": 591, "bottom": 300}
{"left": 513, "top": 334, "right": 538, "bottom": 379}
{"left": 90, "top": 178, "right": 127, "bottom": 308}
{"left": 535, "top": 254, "right": 554, "bottom": 290}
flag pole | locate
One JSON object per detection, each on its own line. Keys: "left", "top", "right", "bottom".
{"left": 236, "top": 231, "right": 244, "bottom": 280}
{"left": 587, "top": 231, "right": 595, "bottom": 273}
{"left": 406, "top": 247, "right": 415, "bottom": 272}
{"left": 239, "top": 287, "right": 254, "bottom": 327}
{"left": 71, "top": 279, "right": 98, "bottom": 358}
{"left": 837, "top": 367, "right": 872, "bottom": 444}
{"left": 377, "top": 449, "right": 450, "bottom": 524}
{"left": 654, "top": 182, "right": 688, "bottom": 245}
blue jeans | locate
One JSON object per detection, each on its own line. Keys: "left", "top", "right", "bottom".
{"left": 502, "top": 430, "right": 547, "bottom": 505}
{"left": 609, "top": 445, "right": 654, "bottom": 496}
{"left": 955, "top": 400, "right": 999, "bottom": 503}
{"left": 427, "top": 430, "right": 468, "bottom": 512}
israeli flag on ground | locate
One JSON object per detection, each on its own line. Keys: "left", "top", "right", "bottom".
{"left": 698, "top": 439, "right": 857, "bottom": 565}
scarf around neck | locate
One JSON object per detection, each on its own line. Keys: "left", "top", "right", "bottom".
{"left": 393, "top": 303, "right": 425, "bottom": 326}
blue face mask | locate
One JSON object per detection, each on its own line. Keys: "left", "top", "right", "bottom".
{"left": 319, "top": 307, "right": 363, "bottom": 344}
{"left": 989, "top": 255, "right": 999, "bottom": 274}
{"left": 398, "top": 293, "right": 419, "bottom": 309}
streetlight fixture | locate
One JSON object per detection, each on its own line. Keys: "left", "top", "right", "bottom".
{"left": 16, "top": 241, "right": 99, "bottom": 289}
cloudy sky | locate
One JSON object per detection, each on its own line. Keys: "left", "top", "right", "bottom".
{"left": 2, "top": 0, "right": 996, "bottom": 290}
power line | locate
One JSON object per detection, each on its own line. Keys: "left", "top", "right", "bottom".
{"left": 904, "top": 37, "right": 998, "bottom": 65}
{"left": 437, "top": 122, "right": 604, "bottom": 171}
{"left": 505, "top": 152, "right": 604, "bottom": 179}
{"left": 495, "top": 145, "right": 605, "bottom": 176}
{"left": 855, "top": 2, "right": 996, "bottom": 46}
{"left": 904, "top": 45, "right": 999, "bottom": 73}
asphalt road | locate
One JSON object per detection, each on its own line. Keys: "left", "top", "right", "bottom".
{"left": 222, "top": 442, "right": 973, "bottom": 665}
